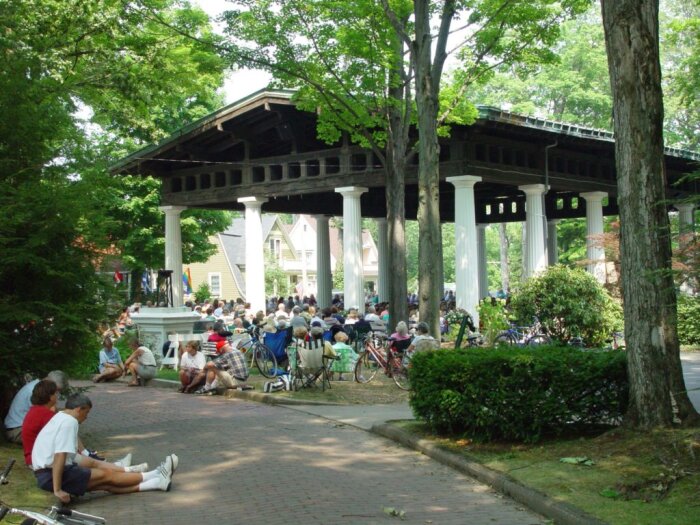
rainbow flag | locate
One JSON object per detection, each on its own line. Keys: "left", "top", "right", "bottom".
{"left": 183, "top": 267, "right": 193, "bottom": 294}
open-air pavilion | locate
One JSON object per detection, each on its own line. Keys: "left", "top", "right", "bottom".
{"left": 113, "top": 89, "right": 699, "bottom": 323}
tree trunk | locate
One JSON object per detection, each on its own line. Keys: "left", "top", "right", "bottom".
{"left": 386, "top": 160, "right": 408, "bottom": 329}
{"left": 601, "top": 0, "right": 699, "bottom": 427}
{"left": 499, "top": 223, "right": 510, "bottom": 293}
{"left": 384, "top": 19, "right": 410, "bottom": 330}
{"left": 412, "top": 0, "right": 453, "bottom": 338}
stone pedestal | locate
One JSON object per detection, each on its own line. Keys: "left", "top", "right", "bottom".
{"left": 131, "top": 307, "right": 201, "bottom": 360}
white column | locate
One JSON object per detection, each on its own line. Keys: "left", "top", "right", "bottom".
{"left": 677, "top": 203, "right": 696, "bottom": 239}
{"left": 447, "top": 175, "right": 482, "bottom": 326}
{"left": 237, "top": 196, "right": 268, "bottom": 314}
{"left": 160, "top": 205, "right": 186, "bottom": 307}
{"left": 314, "top": 215, "right": 332, "bottom": 309}
{"left": 547, "top": 219, "right": 559, "bottom": 266}
{"left": 477, "top": 224, "right": 488, "bottom": 299}
{"left": 335, "top": 187, "right": 368, "bottom": 310}
{"left": 376, "top": 218, "right": 389, "bottom": 302}
{"left": 581, "top": 191, "right": 607, "bottom": 283}
{"left": 519, "top": 184, "right": 547, "bottom": 278}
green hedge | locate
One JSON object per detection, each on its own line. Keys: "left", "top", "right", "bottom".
{"left": 409, "top": 346, "right": 628, "bottom": 442}
{"left": 678, "top": 294, "right": 700, "bottom": 346}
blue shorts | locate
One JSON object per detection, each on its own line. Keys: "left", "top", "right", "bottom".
{"left": 35, "top": 464, "right": 91, "bottom": 496}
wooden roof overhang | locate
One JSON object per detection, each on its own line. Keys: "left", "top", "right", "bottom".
{"left": 113, "top": 90, "right": 699, "bottom": 224}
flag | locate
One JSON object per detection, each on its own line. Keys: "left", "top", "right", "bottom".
{"left": 113, "top": 271, "right": 123, "bottom": 284}
{"left": 142, "top": 271, "right": 152, "bottom": 293}
{"left": 183, "top": 267, "right": 193, "bottom": 294}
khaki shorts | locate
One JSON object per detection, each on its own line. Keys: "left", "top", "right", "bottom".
{"left": 5, "top": 427, "right": 22, "bottom": 444}
{"left": 137, "top": 364, "right": 157, "bottom": 380}
{"left": 216, "top": 370, "right": 245, "bottom": 389}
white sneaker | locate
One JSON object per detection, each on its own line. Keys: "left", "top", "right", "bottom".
{"left": 114, "top": 453, "right": 132, "bottom": 468}
{"left": 155, "top": 468, "right": 172, "bottom": 492}
{"left": 126, "top": 462, "right": 149, "bottom": 473}
{"left": 161, "top": 454, "right": 179, "bottom": 478}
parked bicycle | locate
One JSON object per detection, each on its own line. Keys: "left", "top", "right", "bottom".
{"left": 234, "top": 326, "right": 278, "bottom": 378}
{"left": 495, "top": 317, "right": 552, "bottom": 346}
{"left": 0, "top": 459, "right": 105, "bottom": 525}
{"left": 354, "top": 332, "right": 410, "bottom": 390}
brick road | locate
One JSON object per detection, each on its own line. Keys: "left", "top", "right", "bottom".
{"left": 75, "top": 383, "right": 544, "bottom": 525}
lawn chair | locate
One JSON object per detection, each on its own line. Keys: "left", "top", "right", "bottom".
{"left": 262, "top": 327, "right": 291, "bottom": 374}
{"left": 291, "top": 338, "right": 335, "bottom": 391}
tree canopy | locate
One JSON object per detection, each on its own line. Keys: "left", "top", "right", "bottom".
{"left": 0, "top": 0, "right": 230, "bottom": 389}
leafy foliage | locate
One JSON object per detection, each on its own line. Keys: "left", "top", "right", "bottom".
{"left": 409, "top": 347, "right": 629, "bottom": 442}
{"left": 194, "top": 282, "right": 211, "bottom": 304}
{"left": 0, "top": 0, "right": 228, "bottom": 395}
{"left": 509, "top": 265, "right": 623, "bottom": 346}
{"left": 677, "top": 294, "right": 700, "bottom": 346}
{"left": 477, "top": 299, "right": 510, "bottom": 346}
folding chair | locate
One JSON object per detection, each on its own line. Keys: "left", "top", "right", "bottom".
{"left": 262, "top": 327, "right": 291, "bottom": 374}
{"left": 291, "top": 339, "right": 335, "bottom": 391}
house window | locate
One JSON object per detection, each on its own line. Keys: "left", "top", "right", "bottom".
{"left": 269, "top": 238, "right": 282, "bottom": 262}
{"left": 208, "top": 273, "right": 221, "bottom": 296}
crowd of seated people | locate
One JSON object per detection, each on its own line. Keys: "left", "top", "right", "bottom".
{"left": 96, "top": 289, "right": 461, "bottom": 396}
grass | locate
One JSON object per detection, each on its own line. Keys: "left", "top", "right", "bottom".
{"left": 397, "top": 421, "right": 700, "bottom": 525}
{"left": 157, "top": 365, "right": 409, "bottom": 404}
{"left": 0, "top": 443, "right": 54, "bottom": 514}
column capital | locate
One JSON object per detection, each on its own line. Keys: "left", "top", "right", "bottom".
{"left": 518, "top": 183, "right": 547, "bottom": 196}
{"left": 547, "top": 218, "right": 560, "bottom": 225}
{"left": 159, "top": 205, "right": 186, "bottom": 215}
{"left": 580, "top": 191, "right": 608, "bottom": 203}
{"left": 237, "top": 196, "right": 268, "bottom": 207}
{"left": 676, "top": 202, "right": 696, "bottom": 213}
{"left": 476, "top": 223, "right": 487, "bottom": 230}
{"left": 447, "top": 175, "right": 482, "bottom": 189}
{"left": 335, "top": 186, "right": 368, "bottom": 198}
{"left": 313, "top": 214, "right": 332, "bottom": 222}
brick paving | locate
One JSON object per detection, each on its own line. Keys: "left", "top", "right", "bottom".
{"left": 73, "top": 382, "right": 544, "bottom": 525}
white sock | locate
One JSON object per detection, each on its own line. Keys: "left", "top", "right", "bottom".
{"left": 142, "top": 469, "right": 158, "bottom": 481}
{"left": 138, "top": 477, "right": 162, "bottom": 491}
{"left": 210, "top": 379, "right": 218, "bottom": 389}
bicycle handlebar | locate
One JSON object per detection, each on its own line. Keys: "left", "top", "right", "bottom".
{"left": 0, "top": 459, "right": 14, "bottom": 485}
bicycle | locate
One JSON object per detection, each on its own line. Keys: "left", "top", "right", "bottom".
{"left": 354, "top": 332, "right": 411, "bottom": 390}
{"left": 494, "top": 317, "right": 552, "bottom": 346}
{"left": 0, "top": 459, "right": 105, "bottom": 525}
{"left": 234, "top": 326, "right": 278, "bottom": 378}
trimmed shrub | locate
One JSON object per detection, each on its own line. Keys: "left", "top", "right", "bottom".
{"left": 678, "top": 294, "right": 700, "bottom": 345}
{"left": 509, "top": 265, "right": 622, "bottom": 346}
{"left": 409, "top": 346, "right": 628, "bottom": 442}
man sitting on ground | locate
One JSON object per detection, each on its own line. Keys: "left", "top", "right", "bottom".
{"left": 22, "top": 380, "right": 147, "bottom": 473}
{"left": 4, "top": 371, "right": 68, "bottom": 444}
{"left": 32, "top": 393, "right": 178, "bottom": 502}
{"left": 195, "top": 341, "right": 250, "bottom": 395}
{"left": 123, "top": 339, "right": 157, "bottom": 386}
{"left": 93, "top": 336, "right": 124, "bottom": 383}
{"left": 178, "top": 341, "right": 206, "bottom": 393}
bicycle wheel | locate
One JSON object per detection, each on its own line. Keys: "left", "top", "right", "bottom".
{"left": 527, "top": 334, "right": 552, "bottom": 346}
{"left": 391, "top": 358, "right": 410, "bottom": 390}
{"left": 494, "top": 332, "right": 516, "bottom": 346}
{"left": 254, "top": 343, "right": 278, "bottom": 378}
{"left": 354, "top": 351, "right": 381, "bottom": 383}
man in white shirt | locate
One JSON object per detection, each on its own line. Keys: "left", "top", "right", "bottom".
{"left": 178, "top": 341, "right": 207, "bottom": 393}
{"left": 363, "top": 306, "right": 381, "bottom": 323}
{"left": 32, "top": 393, "right": 179, "bottom": 502}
